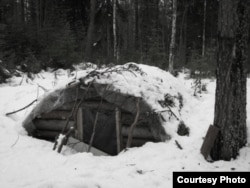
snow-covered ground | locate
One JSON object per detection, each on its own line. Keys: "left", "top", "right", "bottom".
{"left": 0, "top": 64, "right": 249, "bottom": 188}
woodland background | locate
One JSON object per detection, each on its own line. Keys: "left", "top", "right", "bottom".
{"left": 0, "top": 0, "right": 245, "bottom": 74}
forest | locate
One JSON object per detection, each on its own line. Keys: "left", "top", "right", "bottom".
{"left": 0, "top": 0, "right": 219, "bottom": 73}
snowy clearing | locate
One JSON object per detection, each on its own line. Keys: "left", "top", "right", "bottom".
{"left": 0, "top": 64, "right": 250, "bottom": 188}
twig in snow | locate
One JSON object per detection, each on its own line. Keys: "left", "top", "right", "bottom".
{"left": 11, "top": 134, "right": 20, "bottom": 148}
{"left": 5, "top": 99, "right": 37, "bottom": 116}
{"left": 175, "top": 140, "right": 183, "bottom": 150}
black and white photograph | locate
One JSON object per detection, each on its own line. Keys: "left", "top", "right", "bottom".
{"left": 0, "top": 0, "right": 250, "bottom": 187}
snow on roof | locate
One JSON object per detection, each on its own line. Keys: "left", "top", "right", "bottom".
{"left": 77, "top": 62, "right": 186, "bottom": 117}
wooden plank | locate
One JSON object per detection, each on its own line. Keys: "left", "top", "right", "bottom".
{"left": 82, "top": 101, "right": 115, "bottom": 111}
{"left": 37, "top": 110, "right": 71, "bottom": 120}
{"left": 57, "top": 101, "right": 115, "bottom": 111}
{"left": 76, "top": 108, "right": 83, "bottom": 141}
{"left": 200, "top": 125, "right": 220, "bottom": 159}
{"left": 34, "top": 119, "right": 74, "bottom": 132}
{"left": 56, "top": 101, "right": 79, "bottom": 110}
{"left": 121, "top": 113, "right": 148, "bottom": 125}
{"left": 121, "top": 126, "right": 154, "bottom": 139}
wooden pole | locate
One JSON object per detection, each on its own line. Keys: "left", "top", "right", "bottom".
{"left": 115, "top": 107, "right": 122, "bottom": 153}
{"left": 126, "top": 98, "right": 140, "bottom": 148}
{"left": 76, "top": 108, "right": 83, "bottom": 141}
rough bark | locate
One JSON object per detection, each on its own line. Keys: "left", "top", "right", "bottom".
{"left": 211, "top": 0, "right": 249, "bottom": 161}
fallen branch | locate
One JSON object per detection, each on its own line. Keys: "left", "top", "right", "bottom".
{"left": 11, "top": 134, "right": 20, "bottom": 148}
{"left": 126, "top": 98, "right": 140, "bottom": 148}
{"left": 5, "top": 99, "right": 37, "bottom": 116}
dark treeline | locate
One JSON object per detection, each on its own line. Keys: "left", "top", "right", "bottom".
{"left": 0, "top": 0, "right": 218, "bottom": 72}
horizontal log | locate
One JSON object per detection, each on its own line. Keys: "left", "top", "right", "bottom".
{"left": 57, "top": 101, "right": 116, "bottom": 111}
{"left": 33, "top": 119, "right": 74, "bottom": 132}
{"left": 64, "top": 86, "right": 99, "bottom": 98}
{"left": 56, "top": 101, "right": 79, "bottom": 110}
{"left": 121, "top": 126, "right": 154, "bottom": 139}
{"left": 36, "top": 110, "right": 71, "bottom": 120}
{"left": 82, "top": 101, "right": 116, "bottom": 111}
{"left": 121, "top": 114, "right": 148, "bottom": 125}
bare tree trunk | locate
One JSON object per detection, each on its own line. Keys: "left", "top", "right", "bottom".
{"left": 106, "top": 0, "right": 111, "bottom": 60}
{"left": 202, "top": 0, "right": 207, "bottom": 57}
{"left": 178, "top": 2, "right": 188, "bottom": 66}
{"left": 134, "top": 0, "right": 139, "bottom": 50}
{"left": 168, "top": 0, "right": 177, "bottom": 73}
{"left": 35, "top": 0, "right": 40, "bottom": 31}
{"left": 20, "top": 0, "right": 25, "bottom": 23}
{"left": 113, "top": 0, "right": 118, "bottom": 64}
{"left": 210, "top": 0, "right": 249, "bottom": 161}
{"left": 107, "top": 21, "right": 111, "bottom": 59}
{"left": 85, "top": 0, "right": 96, "bottom": 61}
